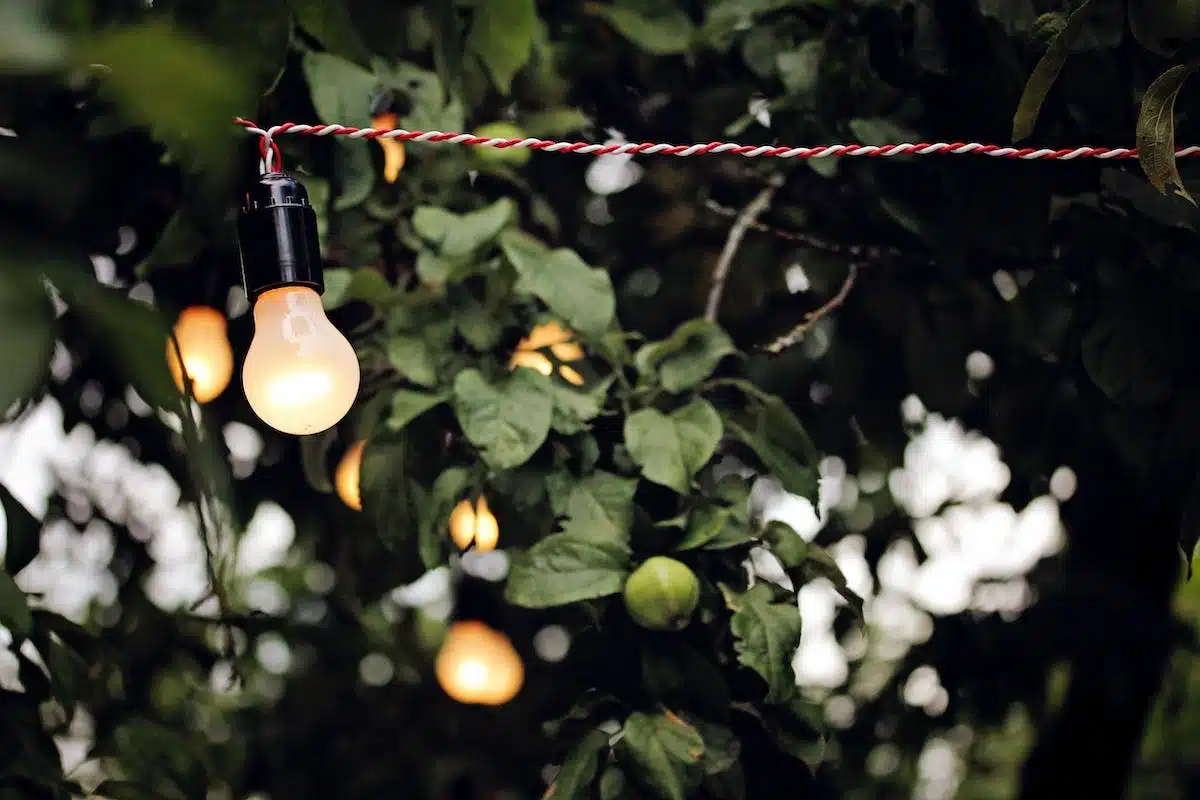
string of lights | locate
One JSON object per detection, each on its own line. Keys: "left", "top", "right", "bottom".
{"left": 236, "top": 117, "right": 1200, "bottom": 168}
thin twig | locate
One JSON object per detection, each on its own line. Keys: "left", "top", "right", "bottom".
{"left": 704, "top": 200, "right": 920, "bottom": 354}
{"left": 169, "top": 332, "right": 239, "bottom": 680}
{"left": 704, "top": 174, "right": 786, "bottom": 322}
{"left": 764, "top": 262, "right": 859, "bottom": 354}
{"left": 704, "top": 198, "right": 902, "bottom": 262}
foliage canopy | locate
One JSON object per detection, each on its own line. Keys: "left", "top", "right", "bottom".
{"left": 2, "top": 1, "right": 1200, "bottom": 799}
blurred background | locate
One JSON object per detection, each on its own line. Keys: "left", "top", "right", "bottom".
{"left": 3, "top": 1, "right": 1200, "bottom": 798}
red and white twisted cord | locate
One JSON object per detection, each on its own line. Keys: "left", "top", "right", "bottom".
{"left": 237, "top": 118, "right": 1200, "bottom": 167}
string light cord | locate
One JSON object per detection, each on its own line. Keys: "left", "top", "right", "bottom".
{"left": 237, "top": 118, "right": 1200, "bottom": 165}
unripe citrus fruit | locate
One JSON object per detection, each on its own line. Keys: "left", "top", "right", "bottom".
{"left": 473, "top": 121, "right": 532, "bottom": 167}
{"left": 1129, "top": 0, "right": 1200, "bottom": 55}
{"left": 623, "top": 556, "right": 700, "bottom": 632}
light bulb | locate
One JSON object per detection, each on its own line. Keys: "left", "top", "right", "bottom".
{"left": 448, "top": 496, "right": 500, "bottom": 551}
{"left": 449, "top": 498, "right": 477, "bottom": 550}
{"left": 335, "top": 440, "right": 366, "bottom": 511}
{"left": 473, "top": 496, "right": 499, "bottom": 552}
{"left": 435, "top": 621, "right": 524, "bottom": 706}
{"left": 166, "top": 306, "right": 234, "bottom": 403}
{"left": 508, "top": 349, "right": 554, "bottom": 376}
{"left": 241, "top": 286, "right": 360, "bottom": 435}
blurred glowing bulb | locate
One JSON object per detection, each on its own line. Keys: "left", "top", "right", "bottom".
{"left": 372, "top": 113, "right": 407, "bottom": 183}
{"left": 448, "top": 496, "right": 500, "bottom": 552}
{"left": 474, "top": 496, "right": 499, "bottom": 552}
{"left": 509, "top": 349, "right": 554, "bottom": 376}
{"left": 509, "top": 321, "right": 587, "bottom": 385}
{"left": 335, "top": 440, "right": 366, "bottom": 511}
{"left": 435, "top": 621, "right": 524, "bottom": 706}
{"left": 166, "top": 306, "right": 234, "bottom": 403}
{"left": 242, "top": 286, "right": 360, "bottom": 435}
{"left": 559, "top": 365, "right": 585, "bottom": 386}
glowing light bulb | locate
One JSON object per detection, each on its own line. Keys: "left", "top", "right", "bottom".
{"left": 166, "top": 306, "right": 234, "bottom": 403}
{"left": 335, "top": 440, "right": 366, "bottom": 511}
{"left": 372, "top": 113, "right": 407, "bottom": 183}
{"left": 509, "top": 321, "right": 588, "bottom": 385}
{"left": 448, "top": 496, "right": 500, "bottom": 551}
{"left": 241, "top": 286, "right": 360, "bottom": 435}
{"left": 435, "top": 621, "right": 524, "bottom": 706}
{"left": 474, "top": 496, "right": 499, "bottom": 552}
{"left": 449, "top": 499, "right": 476, "bottom": 550}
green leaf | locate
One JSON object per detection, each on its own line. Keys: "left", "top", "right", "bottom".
{"left": 304, "top": 50, "right": 376, "bottom": 128}
{"left": 453, "top": 369, "right": 553, "bottom": 469}
{"left": 641, "top": 644, "right": 731, "bottom": 721}
{"left": 523, "top": 108, "right": 592, "bottom": 138}
{"left": 715, "top": 379, "right": 818, "bottom": 463}
{"left": 616, "top": 711, "right": 705, "bottom": 800}
{"left": 414, "top": 199, "right": 516, "bottom": 259}
{"left": 560, "top": 471, "right": 637, "bottom": 544}
{"left": 1081, "top": 305, "right": 1174, "bottom": 407}
{"left": 634, "top": 320, "right": 736, "bottom": 393}
{"left": 455, "top": 296, "right": 506, "bottom": 350}
{"left": 387, "top": 335, "right": 439, "bottom": 387}
{"left": 758, "top": 696, "right": 827, "bottom": 772}
{"left": 1011, "top": 0, "right": 1094, "bottom": 141}
{"left": 91, "top": 781, "right": 174, "bottom": 800}
{"left": 79, "top": 22, "right": 251, "bottom": 174}
{"left": 725, "top": 419, "right": 816, "bottom": 502}
{"left": 760, "top": 521, "right": 808, "bottom": 572}
{"left": 1137, "top": 62, "right": 1200, "bottom": 203}
{"left": 0, "top": 264, "right": 52, "bottom": 428}
{"left": 418, "top": 467, "right": 471, "bottom": 569}
{"left": 549, "top": 376, "right": 613, "bottom": 435}
{"left": 139, "top": 210, "right": 206, "bottom": 273}
{"left": 586, "top": 5, "right": 695, "bottom": 55}
{"left": 776, "top": 41, "right": 824, "bottom": 95}
{"left": 467, "top": 0, "right": 536, "bottom": 94}
{"left": 545, "top": 730, "right": 610, "bottom": 799}
{"left": 424, "top": 0, "right": 466, "bottom": 100}
{"left": 31, "top": 610, "right": 94, "bottom": 662}
{"left": 387, "top": 389, "right": 449, "bottom": 432}
{"left": 299, "top": 429, "right": 337, "bottom": 493}
{"left": 0, "top": 1, "right": 66, "bottom": 72}
{"left": 1, "top": 486, "right": 40, "bottom": 575}
{"left": 624, "top": 399, "right": 723, "bottom": 494}
{"left": 505, "top": 534, "right": 630, "bottom": 608}
{"left": 690, "top": 718, "right": 740, "bottom": 777}
{"left": 303, "top": 51, "right": 378, "bottom": 209}
{"left": 376, "top": 59, "right": 465, "bottom": 133}
{"left": 53, "top": 275, "right": 181, "bottom": 410}
{"left": 500, "top": 230, "right": 617, "bottom": 338}
{"left": 797, "top": 541, "right": 863, "bottom": 619}
{"left": 293, "top": 0, "right": 373, "bottom": 66}
{"left": 36, "top": 633, "right": 88, "bottom": 712}
{"left": 599, "top": 766, "right": 631, "bottom": 800}
{"left": 359, "top": 436, "right": 422, "bottom": 577}
{"left": 762, "top": 520, "right": 862, "bottom": 617}
{"left": 677, "top": 505, "right": 754, "bottom": 551}
{"left": 0, "top": 569, "right": 32, "bottom": 640}
{"left": 321, "top": 268, "right": 392, "bottom": 310}
{"left": 719, "top": 582, "right": 802, "bottom": 704}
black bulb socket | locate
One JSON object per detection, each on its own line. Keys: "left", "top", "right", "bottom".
{"left": 237, "top": 172, "right": 324, "bottom": 301}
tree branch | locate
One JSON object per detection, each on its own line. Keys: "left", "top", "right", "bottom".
{"left": 704, "top": 174, "right": 785, "bottom": 323}
{"left": 764, "top": 262, "right": 860, "bottom": 354}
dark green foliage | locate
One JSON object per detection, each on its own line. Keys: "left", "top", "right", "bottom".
{"left": 2, "top": 1, "right": 1200, "bottom": 798}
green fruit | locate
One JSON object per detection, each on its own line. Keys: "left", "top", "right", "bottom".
{"left": 623, "top": 557, "right": 701, "bottom": 632}
{"left": 473, "top": 121, "right": 532, "bottom": 167}
{"left": 1129, "top": 0, "right": 1200, "bottom": 55}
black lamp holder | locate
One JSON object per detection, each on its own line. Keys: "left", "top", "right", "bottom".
{"left": 236, "top": 172, "right": 324, "bottom": 301}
